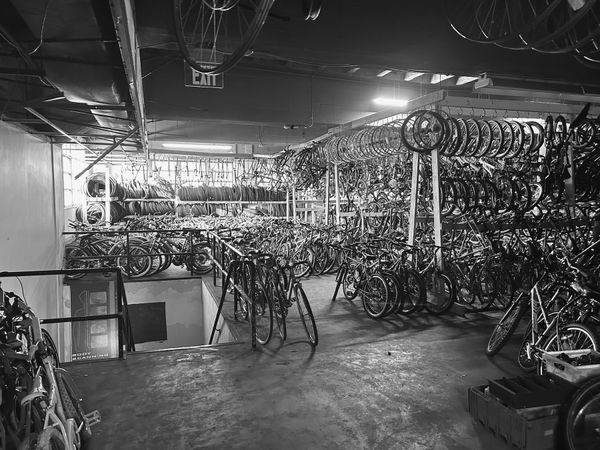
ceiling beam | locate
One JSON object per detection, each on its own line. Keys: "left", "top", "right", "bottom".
{"left": 75, "top": 127, "right": 139, "bottom": 179}
{"left": 23, "top": 107, "right": 100, "bottom": 156}
{"left": 109, "top": 0, "right": 149, "bottom": 163}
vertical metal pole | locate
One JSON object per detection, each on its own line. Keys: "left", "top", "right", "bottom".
{"left": 104, "top": 165, "right": 111, "bottom": 227}
{"left": 286, "top": 189, "right": 290, "bottom": 220}
{"left": 292, "top": 186, "right": 297, "bottom": 220}
{"left": 324, "top": 166, "right": 330, "bottom": 225}
{"left": 126, "top": 231, "right": 131, "bottom": 277}
{"left": 565, "top": 145, "right": 576, "bottom": 218}
{"left": 431, "top": 149, "right": 443, "bottom": 270}
{"left": 334, "top": 163, "right": 341, "bottom": 225}
{"left": 407, "top": 152, "right": 421, "bottom": 248}
{"left": 116, "top": 269, "right": 124, "bottom": 359}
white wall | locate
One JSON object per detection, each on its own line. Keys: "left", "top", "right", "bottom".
{"left": 0, "top": 121, "right": 63, "bottom": 319}
{"left": 124, "top": 278, "right": 206, "bottom": 350}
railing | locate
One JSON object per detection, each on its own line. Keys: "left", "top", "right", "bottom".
{"left": 0, "top": 267, "right": 134, "bottom": 359}
{"left": 63, "top": 228, "right": 209, "bottom": 278}
{"left": 206, "top": 230, "right": 260, "bottom": 349}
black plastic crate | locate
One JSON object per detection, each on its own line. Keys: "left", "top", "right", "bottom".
{"left": 468, "top": 385, "right": 560, "bottom": 450}
{"left": 488, "top": 374, "right": 576, "bottom": 409}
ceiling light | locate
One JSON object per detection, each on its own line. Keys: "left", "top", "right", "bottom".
{"left": 430, "top": 74, "right": 454, "bottom": 84}
{"left": 404, "top": 71, "right": 425, "bottom": 81}
{"left": 455, "top": 76, "right": 479, "bottom": 86}
{"left": 253, "top": 153, "right": 274, "bottom": 159}
{"left": 160, "top": 142, "right": 233, "bottom": 151}
{"left": 373, "top": 97, "right": 409, "bottom": 107}
{"left": 347, "top": 67, "right": 360, "bottom": 74}
{"left": 376, "top": 69, "right": 393, "bottom": 78}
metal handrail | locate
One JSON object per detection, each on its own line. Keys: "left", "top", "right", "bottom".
{"left": 0, "top": 267, "right": 134, "bottom": 359}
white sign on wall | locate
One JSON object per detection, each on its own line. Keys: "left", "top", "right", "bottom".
{"left": 184, "top": 62, "right": 224, "bottom": 89}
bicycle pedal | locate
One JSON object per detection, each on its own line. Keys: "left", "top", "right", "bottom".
{"left": 84, "top": 410, "right": 102, "bottom": 427}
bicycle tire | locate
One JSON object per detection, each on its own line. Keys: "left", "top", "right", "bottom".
{"left": 361, "top": 273, "right": 390, "bottom": 319}
{"left": 424, "top": 269, "right": 455, "bottom": 315}
{"left": 295, "top": 285, "right": 318, "bottom": 345}
{"left": 269, "top": 279, "right": 287, "bottom": 341}
{"left": 398, "top": 267, "right": 426, "bottom": 315}
{"left": 55, "top": 370, "right": 92, "bottom": 442}
{"left": 172, "top": 0, "right": 275, "bottom": 75}
{"left": 543, "top": 323, "right": 599, "bottom": 354}
{"left": 342, "top": 263, "right": 359, "bottom": 300}
{"left": 485, "top": 294, "right": 526, "bottom": 356}
{"left": 34, "top": 427, "right": 67, "bottom": 450}
{"left": 562, "top": 375, "right": 600, "bottom": 450}
{"left": 41, "top": 329, "right": 60, "bottom": 368}
{"left": 253, "top": 284, "right": 273, "bottom": 345}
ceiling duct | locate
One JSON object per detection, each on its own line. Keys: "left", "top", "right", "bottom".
{"left": 9, "top": 0, "right": 131, "bottom": 132}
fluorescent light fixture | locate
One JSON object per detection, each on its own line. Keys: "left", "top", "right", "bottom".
{"left": 253, "top": 153, "right": 274, "bottom": 159}
{"left": 404, "top": 71, "right": 425, "bottom": 81}
{"left": 347, "top": 67, "right": 360, "bottom": 74}
{"left": 373, "top": 97, "right": 409, "bottom": 107}
{"left": 376, "top": 69, "right": 393, "bottom": 78}
{"left": 430, "top": 74, "right": 454, "bottom": 84}
{"left": 456, "top": 76, "right": 479, "bottom": 86}
{"left": 160, "top": 142, "right": 233, "bottom": 151}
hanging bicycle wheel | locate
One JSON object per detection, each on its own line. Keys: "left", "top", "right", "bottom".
{"left": 173, "top": 0, "right": 275, "bottom": 75}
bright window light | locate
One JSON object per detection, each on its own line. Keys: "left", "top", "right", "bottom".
{"left": 430, "top": 74, "right": 454, "bottom": 84}
{"left": 455, "top": 76, "right": 479, "bottom": 86}
{"left": 373, "top": 97, "right": 409, "bottom": 107}
{"left": 404, "top": 71, "right": 425, "bottom": 81}
{"left": 161, "top": 142, "right": 233, "bottom": 151}
{"left": 376, "top": 69, "right": 393, "bottom": 78}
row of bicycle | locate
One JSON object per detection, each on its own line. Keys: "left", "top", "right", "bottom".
{"left": 0, "top": 286, "right": 97, "bottom": 449}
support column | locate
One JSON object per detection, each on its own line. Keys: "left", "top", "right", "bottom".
{"left": 324, "top": 166, "right": 330, "bottom": 225}
{"left": 431, "top": 149, "right": 443, "bottom": 270}
{"left": 334, "top": 163, "right": 341, "bottom": 225}
{"left": 292, "top": 186, "right": 297, "bottom": 220}
{"left": 407, "top": 152, "right": 420, "bottom": 248}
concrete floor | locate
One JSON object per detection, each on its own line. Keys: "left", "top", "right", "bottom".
{"left": 68, "top": 275, "right": 528, "bottom": 450}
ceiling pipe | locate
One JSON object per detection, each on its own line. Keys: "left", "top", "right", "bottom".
{"left": 109, "top": 0, "right": 149, "bottom": 164}
{"left": 74, "top": 127, "right": 139, "bottom": 179}
{"left": 0, "top": 68, "right": 45, "bottom": 77}
{"left": 23, "top": 107, "right": 101, "bottom": 157}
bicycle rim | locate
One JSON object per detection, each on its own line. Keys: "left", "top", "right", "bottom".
{"left": 295, "top": 285, "right": 318, "bottom": 345}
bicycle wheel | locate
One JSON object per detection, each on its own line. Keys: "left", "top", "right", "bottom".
{"left": 64, "top": 246, "right": 90, "bottom": 280}
{"left": 424, "top": 269, "right": 456, "bottom": 315}
{"left": 562, "top": 375, "right": 600, "bottom": 450}
{"left": 295, "top": 285, "right": 318, "bottom": 345}
{"left": 269, "top": 279, "right": 287, "bottom": 341}
{"left": 543, "top": 323, "right": 599, "bottom": 354}
{"left": 173, "top": 0, "right": 275, "bottom": 75}
{"left": 41, "top": 329, "right": 60, "bottom": 368}
{"left": 517, "top": 321, "right": 537, "bottom": 372}
{"left": 34, "top": 427, "right": 67, "bottom": 450}
{"left": 55, "top": 370, "right": 92, "bottom": 442}
{"left": 253, "top": 284, "right": 273, "bottom": 345}
{"left": 361, "top": 273, "right": 390, "bottom": 319}
{"left": 342, "top": 263, "right": 360, "bottom": 300}
{"left": 381, "top": 271, "right": 403, "bottom": 316}
{"left": 485, "top": 294, "right": 526, "bottom": 356}
{"left": 398, "top": 267, "right": 425, "bottom": 315}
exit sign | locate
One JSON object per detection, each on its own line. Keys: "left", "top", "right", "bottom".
{"left": 184, "top": 62, "right": 224, "bottom": 89}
